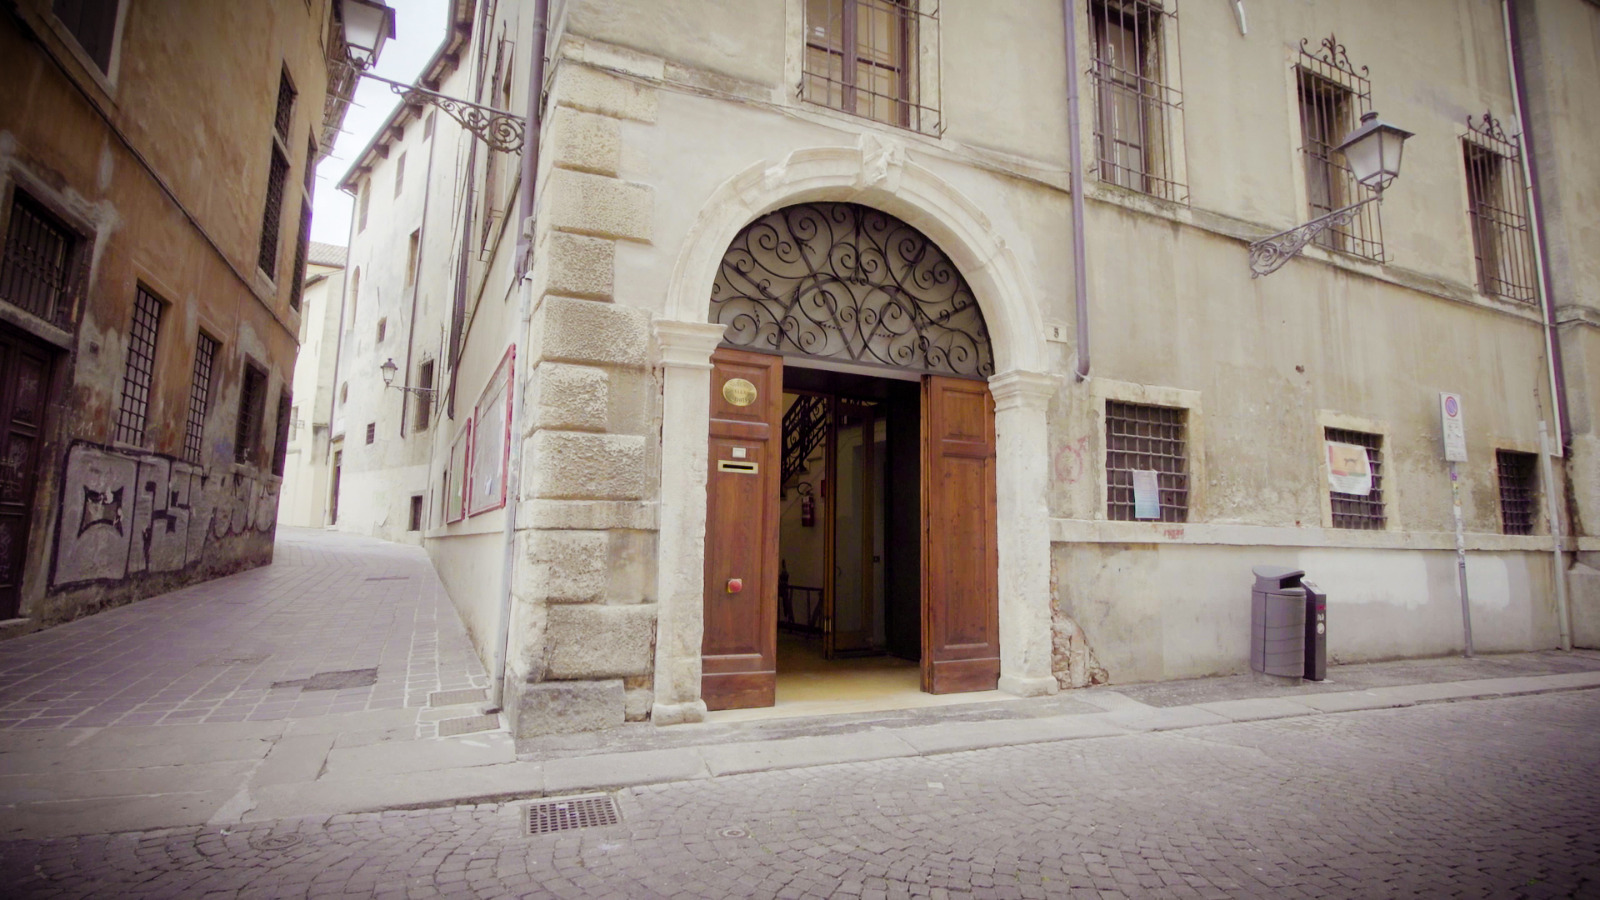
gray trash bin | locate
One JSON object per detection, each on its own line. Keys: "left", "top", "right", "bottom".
{"left": 1251, "top": 566, "right": 1307, "bottom": 678}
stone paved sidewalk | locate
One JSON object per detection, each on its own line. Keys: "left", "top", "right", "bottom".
{"left": 0, "top": 528, "right": 486, "bottom": 734}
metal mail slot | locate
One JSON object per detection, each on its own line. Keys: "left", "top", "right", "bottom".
{"left": 717, "top": 460, "right": 759, "bottom": 474}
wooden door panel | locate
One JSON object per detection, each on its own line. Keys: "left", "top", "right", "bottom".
{"left": 0, "top": 331, "right": 50, "bottom": 619}
{"left": 921, "top": 375, "right": 999, "bottom": 694}
{"left": 702, "top": 348, "right": 782, "bottom": 710}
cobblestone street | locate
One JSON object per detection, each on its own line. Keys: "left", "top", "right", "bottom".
{"left": 3, "top": 689, "right": 1597, "bottom": 899}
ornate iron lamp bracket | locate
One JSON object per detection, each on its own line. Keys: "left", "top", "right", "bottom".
{"left": 1248, "top": 195, "right": 1382, "bottom": 278}
{"left": 359, "top": 71, "right": 526, "bottom": 154}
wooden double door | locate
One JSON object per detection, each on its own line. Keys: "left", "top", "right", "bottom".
{"left": 701, "top": 348, "right": 1000, "bottom": 710}
{"left": 0, "top": 327, "right": 53, "bottom": 620}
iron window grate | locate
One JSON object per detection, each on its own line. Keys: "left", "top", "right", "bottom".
{"left": 1, "top": 192, "right": 77, "bottom": 330}
{"left": 184, "top": 332, "right": 218, "bottom": 463}
{"left": 800, "top": 0, "right": 941, "bottom": 135}
{"left": 526, "top": 795, "right": 620, "bottom": 835}
{"left": 1089, "top": 0, "right": 1187, "bottom": 204}
{"left": 274, "top": 68, "right": 296, "bottom": 141}
{"left": 115, "top": 286, "right": 163, "bottom": 445}
{"left": 1326, "top": 427, "right": 1384, "bottom": 530}
{"left": 1106, "top": 400, "right": 1188, "bottom": 522}
{"left": 288, "top": 204, "right": 311, "bottom": 311}
{"left": 1495, "top": 449, "right": 1538, "bottom": 536}
{"left": 365, "top": 422, "right": 375, "bottom": 444}
{"left": 1296, "top": 36, "right": 1384, "bottom": 264}
{"left": 235, "top": 364, "right": 266, "bottom": 464}
{"left": 1463, "top": 115, "right": 1537, "bottom": 303}
{"left": 271, "top": 393, "right": 291, "bottom": 476}
{"left": 258, "top": 147, "right": 289, "bottom": 279}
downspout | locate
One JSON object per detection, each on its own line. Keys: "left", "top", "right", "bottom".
{"left": 1503, "top": 0, "right": 1570, "bottom": 452}
{"left": 1504, "top": 0, "right": 1571, "bottom": 650}
{"left": 399, "top": 108, "right": 442, "bottom": 437}
{"left": 1062, "top": 0, "right": 1090, "bottom": 381}
{"left": 489, "top": 0, "right": 548, "bottom": 715}
{"left": 325, "top": 186, "right": 358, "bottom": 521}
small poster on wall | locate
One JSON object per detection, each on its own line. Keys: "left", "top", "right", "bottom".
{"left": 469, "top": 348, "right": 515, "bottom": 516}
{"left": 1131, "top": 469, "right": 1161, "bottom": 519}
{"left": 447, "top": 421, "right": 470, "bottom": 523}
{"left": 1326, "top": 441, "right": 1373, "bottom": 496}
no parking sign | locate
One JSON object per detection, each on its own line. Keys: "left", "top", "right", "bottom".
{"left": 1440, "top": 392, "right": 1467, "bottom": 462}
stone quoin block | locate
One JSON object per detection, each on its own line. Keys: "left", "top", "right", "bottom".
{"left": 544, "top": 603, "right": 658, "bottom": 679}
{"left": 540, "top": 231, "right": 616, "bottom": 301}
{"left": 526, "top": 431, "right": 648, "bottom": 500}
{"left": 509, "top": 678, "right": 625, "bottom": 737}
{"left": 527, "top": 363, "right": 609, "bottom": 433}
{"left": 545, "top": 169, "right": 653, "bottom": 243}
{"left": 530, "top": 295, "right": 651, "bottom": 368}
{"left": 552, "top": 64, "right": 658, "bottom": 123}
{"left": 522, "top": 529, "right": 608, "bottom": 604}
{"left": 547, "top": 106, "right": 622, "bottom": 176}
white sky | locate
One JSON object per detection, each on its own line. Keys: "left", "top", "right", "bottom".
{"left": 310, "top": 0, "right": 451, "bottom": 246}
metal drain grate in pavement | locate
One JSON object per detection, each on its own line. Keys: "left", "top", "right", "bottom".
{"left": 438, "top": 714, "right": 499, "bottom": 737}
{"left": 364, "top": 575, "right": 410, "bottom": 582}
{"left": 527, "top": 795, "right": 620, "bottom": 835}
{"left": 429, "top": 688, "right": 487, "bottom": 707}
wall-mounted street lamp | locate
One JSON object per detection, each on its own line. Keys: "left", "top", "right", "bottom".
{"left": 338, "top": 0, "right": 526, "bottom": 154}
{"left": 380, "top": 357, "right": 436, "bottom": 405}
{"left": 1249, "top": 111, "right": 1414, "bottom": 277}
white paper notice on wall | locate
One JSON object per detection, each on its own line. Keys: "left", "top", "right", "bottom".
{"left": 1132, "top": 469, "right": 1161, "bottom": 519}
{"left": 1326, "top": 442, "right": 1373, "bottom": 496}
{"left": 1439, "top": 392, "right": 1467, "bottom": 462}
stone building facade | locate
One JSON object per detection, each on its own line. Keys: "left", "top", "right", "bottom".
{"left": 0, "top": 0, "right": 365, "bottom": 628}
{"left": 278, "top": 242, "right": 346, "bottom": 528}
{"left": 338, "top": 0, "right": 1599, "bottom": 737}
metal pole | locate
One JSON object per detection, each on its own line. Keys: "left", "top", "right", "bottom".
{"left": 1539, "top": 421, "right": 1571, "bottom": 651}
{"left": 1450, "top": 461, "right": 1474, "bottom": 657}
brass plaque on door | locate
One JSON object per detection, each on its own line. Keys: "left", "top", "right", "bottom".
{"left": 722, "top": 378, "right": 757, "bottom": 407}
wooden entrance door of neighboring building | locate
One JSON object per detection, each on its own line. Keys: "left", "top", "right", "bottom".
{"left": 0, "top": 326, "right": 53, "bottom": 619}
{"left": 701, "top": 348, "right": 782, "bottom": 710}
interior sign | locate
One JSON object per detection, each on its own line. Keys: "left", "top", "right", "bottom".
{"left": 1326, "top": 441, "right": 1373, "bottom": 496}
{"left": 1439, "top": 392, "right": 1467, "bottom": 462}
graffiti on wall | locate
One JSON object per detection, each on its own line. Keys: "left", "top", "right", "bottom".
{"left": 49, "top": 441, "right": 279, "bottom": 589}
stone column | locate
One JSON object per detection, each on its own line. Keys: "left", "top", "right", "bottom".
{"left": 650, "top": 319, "right": 726, "bottom": 725}
{"left": 989, "top": 368, "right": 1061, "bottom": 697}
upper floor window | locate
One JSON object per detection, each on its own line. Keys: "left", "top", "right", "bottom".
{"left": 114, "top": 285, "right": 164, "bottom": 445}
{"left": 1463, "top": 113, "right": 1537, "bottom": 303}
{"left": 258, "top": 68, "right": 295, "bottom": 280}
{"left": 800, "top": 0, "right": 941, "bottom": 135}
{"left": 52, "top": 0, "right": 120, "bottom": 75}
{"left": 1296, "top": 35, "right": 1385, "bottom": 263}
{"left": 1089, "top": 0, "right": 1185, "bottom": 203}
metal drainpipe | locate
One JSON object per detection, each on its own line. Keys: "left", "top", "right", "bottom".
{"left": 1504, "top": 0, "right": 1572, "bottom": 650}
{"left": 489, "top": 0, "right": 549, "bottom": 716}
{"left": 1503, "top": 0, "right": 1570, "bottom": 452}
{"left": 1062, "top": 0, "right": 1090, "bottom": 381}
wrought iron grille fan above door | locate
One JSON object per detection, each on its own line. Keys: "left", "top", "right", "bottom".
{"left": 711, "top": 203, "right": 994, "bottom": 379}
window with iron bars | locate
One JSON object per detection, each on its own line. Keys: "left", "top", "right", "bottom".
{"left": 1463, "top": 114, "right": 1537, "bottom": 303}
{"left": 273, "top": 68, "right": 296, "bottom": 142}
{"left": 1495, "top": 449, "right": 1538, "bottom": 536}
{"left": 288, "top": 202, "right": 311, "bottom": 311}
{"left": 1089, "top": 0, "right": 1185, "bottom": 203}
{"left": 1105, "top": 400, "right": 1188, "bottom": 522}
{"left": 1326, "top": 427, "right": 1384, "bottom": 530}
{"left": 183, "top": 332, "right": 218, "bottom": 464}
{"left": 115, "top": 286, "right": 163, "bottom": 445}
{"left": 0, "top": 191, "right": 79, "bottom": 331}
{"left": 258, "top": 147, "right": 289, "bottom": 279}
{"left": 1296, "top": 36, "right": 1384, "bottom": 263}
{"left": 801, "top": 0, "right": 940, "bottom": 135}
{"left": 365, "top": 422, "right": 376, "bottom": 444}
{"left": 235, "top": 363, "right": 266, "bottom": 464}
{"left": 271, "top": 392, "right": 292, "bottom": 476}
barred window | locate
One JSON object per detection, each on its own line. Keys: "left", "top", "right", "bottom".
{"left": 1090, "top": 0, "right": 1185, "bottom": 203}
{"left": 273, "top": 68, "right": 296, "bottom": 141}
{"left": 115, "top": 286, "right": 163, "bottom": 445}
{"left": 288, "top": 202, "right": 311, "bottom": 311}
{"left": 1106, "top": 400, "right": 1188, "bottom": 522}
{"left": 258, "top": 147, "right": 289, "bottom": 279}
{"left": 304, "top": 138, "right": 318, "bottom": 194}
{"left": 801, "top": 0, "right": 940, "bottom": 135}
{"left": 1463, "top": 115, "right": 1537, "bottom": 303}
{"left": 1495, "top": 449, "right": 1538, "bottom": 536}
{"left": 365, "top": 422, "right": 376, "bottom": 444}
{"left": 1297, "top": 36, "right": 1384, "bottom": 263}
{"left": 0, "top": 191, "right": 79, "bottom": 330}
{"left": 235, "top": 363, "right": 266, "bottom": 464}
{"left": 1326, "top": 427, "right": 1384, "bottom": 530}
{"left": 183, "top": 332, "right": 218, "bottom": 463}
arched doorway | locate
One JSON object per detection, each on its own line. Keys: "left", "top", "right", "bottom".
{"left": 699, "top": 203, "right": 1001, "bottom": 710}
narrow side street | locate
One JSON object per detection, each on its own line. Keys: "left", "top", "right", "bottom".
{"left": 3, "top": 690, "right": 1598, "bottom": 899}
